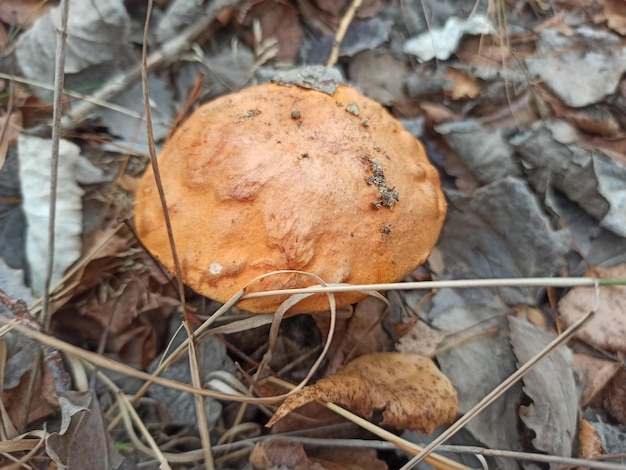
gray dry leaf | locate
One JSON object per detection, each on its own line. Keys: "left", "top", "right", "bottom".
{"left": 98, "top": 76, "right": 175, "bottom": 153}
{"left": 584, "top": 411, "right": 626, "bottom": 465}
{"left": 509, "top": 316, "right": 578, "bottom": 465}
{"left": 148, "top": 327, "right": 236, "bottom": 428}
{"left": 18, "top": 135, "right": 84, "bottom": 295}
{"left": 435, "top": 120, "right": 522, "bottom": 185}
{"left": 542, "top": 190, "right": 626, "bottom": 274}
{"left": 0, "top": 259, "right": 37, "bottom": 390}
{"left": 15, "top": 0, "right": 131, "bottom": 99}
{"left": 46, "top": 390, "right": 124, "bottom": 470}
{"left": 306, "top": 17, "right": 392, "bottom": 64}
{"left": 435, "top": 177, "right": 569, "bottom": 306}
{"left": 0, "top": 152, "right": 26, "bottom": 270}
{"left": 404, "top": 15, "right": 495, "bottom": 61}
{"left": 348, "top": 49, "right": 408, "bottom": 106}
{"left": 525, "top": 27, "right": 626, "bottom": 108}
{"left": 155, "top": 0, "right": 204, "bottom": 44}
{"left": 431, "top": 304, "right": 522, "bottom": 470}
{"left": 177, "top": 46, "right": 255, "bottom": 102}
{"left": 512, "top": 120, "right": 626, "bottom": 238}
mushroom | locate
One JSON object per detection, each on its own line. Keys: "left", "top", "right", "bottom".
{"left": 134, "top": 81, "right": 446, "bottom": 314}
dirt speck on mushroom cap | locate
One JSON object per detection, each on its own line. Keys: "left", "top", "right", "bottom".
{"left": 134, "top": 82, "right": 446, "bottom": 313}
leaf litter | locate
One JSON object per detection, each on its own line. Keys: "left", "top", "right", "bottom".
{"left": 0, "top": 0, "right": 626, "bottom": 468}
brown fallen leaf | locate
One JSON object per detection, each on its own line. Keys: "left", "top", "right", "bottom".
{"left": 0, "top": 0, "right": 52, "bottom": 29}
{"left": 267, "top": 352, "right": 458, "bottom": 434}
{"left": 578, "top": 418, "right": 604, "bottom": 467}
{"left": 297, "top": 0, "right": 383, "bottom": 32}
{"left": 235, "top": 0, "right": 302, "bottom": 63}
{"left": 250, "top": 440, "right": 387, "bottom": 470}
{"left": 558, "top": 265, "right": 626, "bottom": 353}
{"left": 571, "top": 352, "right": 622, "bottom": 406}
{"left": 444, "top": 68, "right": 481, "bottom": 100}
{"left": 396, "top": 318, "right": 447, "bottom": 358}
{"left": 314, "top": 296, "right": 393, "bottom": 376}
{"left": 605, "top": 0, "right": 626, "bottom": 35}
{"left": 602, "top": 366, "right": 626, "bottom": 424}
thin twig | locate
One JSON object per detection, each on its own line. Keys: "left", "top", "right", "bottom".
{"left": 42, "top": 0, "right": 70, "bottom": 328}
{"left": 326, "top": 0, "right": 363, "bottom": 67}
{"left": 141, "top": 3, "right": 210, "bottom": 466}
{"left": 400, "top": 307, "right": 597, "bottom": 469}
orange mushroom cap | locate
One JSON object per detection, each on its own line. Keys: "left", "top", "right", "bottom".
{"left": 134, "top": 82, "right": 446, "bottom": 313}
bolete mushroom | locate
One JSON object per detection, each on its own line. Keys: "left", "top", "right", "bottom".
{"left": 134, "top": 80, "right": 446, "bottom": 314}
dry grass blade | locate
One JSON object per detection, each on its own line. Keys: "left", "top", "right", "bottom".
{"left": 117, "top": 391, "right": 171, "bottom": 470}
{"left": 241, "top": 276, "right": 618, "bottom": 300}
{"left": 0, "top": 433, "right": 45, "bottom": 469}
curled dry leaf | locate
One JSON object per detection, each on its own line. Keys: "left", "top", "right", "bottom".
{"left": 578, "top": 418, "right": 604, "bottom": 464}
{"left": 267, "top": 352, "right": 458, "bottom": 434}
{"left": 558, "top": 264, "right": 626, "bottom": 353}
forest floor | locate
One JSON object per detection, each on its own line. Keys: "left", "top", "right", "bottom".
{"left": 0, "top": 0, "right": 626, "bottom": 469}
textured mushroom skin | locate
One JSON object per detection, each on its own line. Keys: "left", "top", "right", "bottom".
{"left": 135, "top": 83, "right": 446, "bottom": 313}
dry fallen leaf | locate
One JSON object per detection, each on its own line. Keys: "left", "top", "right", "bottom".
{"left": 605, "top": 0, "right": 626, "bottom": 35}
{"left": 45, "top": 391, "right": 124, "bottom": 470}
{"left": 18, "top": 135, "right": 85, "bottom": 295}
{"left": 601, "top": 367, "right": 626, "bottom": 424}
{"left": 578, "top": 418, "right": 604, "bottom": 466}
{"left": 444, "top": 67, "right": 481, "bottom": 100}
{"left": 571, "top": 352, "right": 622, "bottom": 406}
{"left": 314, "top": 296, "right": 393, "bottom": 376}
{"left": 250, "top": 440, "right": 387, "bottom": 470}
{"left": 558, "top": 265, "right": 626, "bottom": 353}
{"left": 432, "top": 304, "right": 522, "bottom": 470}
{"left": 510, "top": 316, "right": 578, "bottom": 460}
{"left": 0, "top": 0, "right": 52, "bottom": 29}
{"left": 236, "top": 0, "right": 302, "bottom": 63}
{"left": 525, "top": 27, "right": 626, "bottom": 108}
{"left": 249, "top": 441, "right": 316, "bottom": 469}
{"left": 396, "top": 318, "right": 447, "bottom": 358}
{"left": 267, "top": 352, "right": 458, "bottom": 434}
